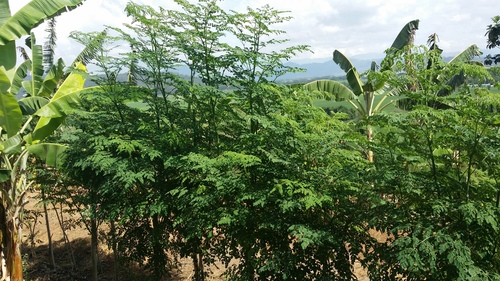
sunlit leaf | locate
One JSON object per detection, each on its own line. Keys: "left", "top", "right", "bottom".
{"left": 303, "top": 80, "right": 355, "bottom": 101}
{"left": 0, "top": 77, "right": 22, "bottom": 137}
{"left": 27, "top": 143, "right": 67, "bottom": 168}
{"left": 0, "top": 133, "right": 22, "bottom": 154}
{"left": 0, "top": 0, "right": 86, "bottom": 45}
{"left": 25, "top": 116, "right": 64, "bottom": 144}
{"left": 9, "top": 60, "right": 30, "bottom": 96}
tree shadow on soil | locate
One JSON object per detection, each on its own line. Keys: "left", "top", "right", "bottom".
{"left": 22, "top": 238, "right": 186, "bottom": 281}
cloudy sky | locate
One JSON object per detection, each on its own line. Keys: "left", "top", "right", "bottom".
{"left": 10, "top": 0, "right": 497, "bottom": 63}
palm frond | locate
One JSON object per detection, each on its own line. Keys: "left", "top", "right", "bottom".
{"left": 333, "top": 50, "right": 355, "bottom": 73}
{"left": 17, "top": 46, "right": 30, "bottom": 61}
{"left": 69, "top": 29, "right": 107, "bottom": 66}
{"left": 485, "top": 16, "right": 500, "bottom": 49}
{"left": 448, "top": 44, "right": 482, "bottom": 64}
{"left": 388, "top": 19, "right": 419, "bottom": 53}
{"left": 0, "top": 0, "right": 86, "bottom": 45}
{"left": 43, "top": 18, "right": 57, "bottom": 73}
{"left": 302, "top": 79, "right": 355, "bottom": 101}
{"left": 437, "top": 70, "right": 465, "bottom": 97}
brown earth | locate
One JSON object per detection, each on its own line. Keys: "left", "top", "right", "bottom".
{"left": 21, "top": 191, "right": 373, "bottom": 281}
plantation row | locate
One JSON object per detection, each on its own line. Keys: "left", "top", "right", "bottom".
{"left": 1, "top": 0, "right": 500, "bottom": 280}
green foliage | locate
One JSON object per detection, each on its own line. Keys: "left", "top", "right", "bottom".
{"left": 171, "top": 86, "right": 370, "bottom": 280}
{"left": 51, "top": 3, "right": 500, "bottom": 281}
{"left": 0, "top": 1, "right": 87, "bottom": 279}
{"left": 366, "top": 89, "right": 500, "bottom": 280}
{"left": 486, "top": 15, "right": 500, "bottom": 50}
{"left": 0, "top": 0, "right": 85, "bottom": 45}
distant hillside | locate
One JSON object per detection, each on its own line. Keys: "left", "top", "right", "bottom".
{"left": 56, "top": 50, "right": 498, "bottom": 90}
{"left": 276, "top": 58, "right": 380, "bottom": 83}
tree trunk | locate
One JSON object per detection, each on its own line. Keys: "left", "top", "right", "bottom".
{"left": 0, "top": 151, "right": 28, "bottom": 281}
{"left": 51, "top": 202, "right": 76, "bottom": 268}
{"left": 90, "top": 212, "right": 98, "bottom": 281}
{"left": 365, "top": 92, "right": 374, "bottom": 163}
{"left": 110, "top": 221, "right": 119, "bottom": 281}
{"left": 41, "top": 189, "right": 56, "bottom": 268}
{"left": 366, "top": 126, "right": 374, "bottom": 163}
{"left": 191, "top": 249, "right": 205, "bottom": 281}
{"left": 0, "top": 203, "right": 23, "bottom": 281}
{"left": 152, "top": 214, "right": 166, "bottom": 280}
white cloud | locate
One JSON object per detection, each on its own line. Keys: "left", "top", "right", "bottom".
{"left": 8, "top": 0, "right": 495, "bottom": 64}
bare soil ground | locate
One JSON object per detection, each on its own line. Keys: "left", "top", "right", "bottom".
{"left": 21, "top": 191, "right": 373, "bottom": 281}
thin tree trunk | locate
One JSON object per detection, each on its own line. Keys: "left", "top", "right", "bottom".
{"left": 365, "top": 92, "right": 375, "bottom": 163}
{"left": 152, "top": 214, "right": 166, "bottom": 280}
{"left": 191, "top": 249, "right": 205, "bottom": 281}
{"left": 51, "top": 201, "right": 76, "bottom": 268}
{"left": 366, "top": 126, "right": 374, "bottom": 163}
{"left": 90, "top": 215, "right": 98, "bottom": 281}
{"left": 110, "top": 221, "right": 118, "bottom": 281}
{"left": 496, "top": 189, "right": 500, "bottom": 209}
{"left": 41, "top": 189, "right": 56, "bottom": 268}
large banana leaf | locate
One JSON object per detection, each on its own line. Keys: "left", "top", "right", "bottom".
{"left": 0, "top": 67, "right": 9, "bottom": 93}
{"left": 0, "top": 0, "right": 15, "bottom": 80}
{"left": 0, "top": 0, "right": 10, "bottom": 25}
{"left": 0, "top": 42, "right": 15, "bottom": 81}
{"left": 18, "top": 96, "right": 49, "bottom": 115}
{"left": 333, "top": 50, "right": 364, "bottom": 96}
{"left": 448, "top": 44, "right": 482, "bottom": 64}
{"left": 38, "top": 58, "right": 65, "bottom": 97}
{"left": 27, "top": 143, "right": 66, "bottom": 168}
{"left": 0, "top": 69, "right": 22, "bottom": 138}
{"left": 34, "top": 89, "right": 82, "bottom": 117}
{"left": 34, "top": 63, "right": 86, "bottom": 118}
{"left": 389, "top": 19, "right": 419, "bottom": 52}
{"left": 333, "top": 50, "right": 355, "bottom": 73}
{"left": 1, "top": 134, "right": 22, "bottom": 154}
{"left": 25, "top": 116, "right": 64, "bottom": 144}
{"left": 303, "top": 80, "right": 355, "bottom": 101}
{"left": 10, "top": 60, "right": 31, "bottom": 96}
{"left": 434, "top": 45, "right": 482, "bottom": 97}
{"left": 345, "top": 68, "right": 363, "bottom": 96}
{"left": 0, "top": 0, "right": 86, "bottom": 45}
{"left": 26, "top": 63, "right": 87, "bottom": 143}
{"left": 25, "top": 33, "right": 44, "bottom": 97}
{"left": 0, "top": 92, "right": 22, "bottom": 138}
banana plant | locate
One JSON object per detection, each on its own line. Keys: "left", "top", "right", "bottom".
{"left": 304, "top": 51, "right": 401, "bottom": 162}
{"left": 0, "top": 0, "right": 85, "bottom": 79}
{"left": 397, "top": 34, "right": 484, "bottom": 110}
{"left": 0, "top": 0, "right": 86, "bottom": 280}
{"left": 0, "top": 43, "right": 86, "bottom": 281}
{"left": 303, "top": 20, "right": 418, "bottom": 162}
{"left": 304, "top": 19, "right": 419, "bottom": 118}
{"left": 305, "top": 50, "right": 401, "bottom": 118}
{"left": 436, "top": 44, "right": 483, "bottom": 97}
